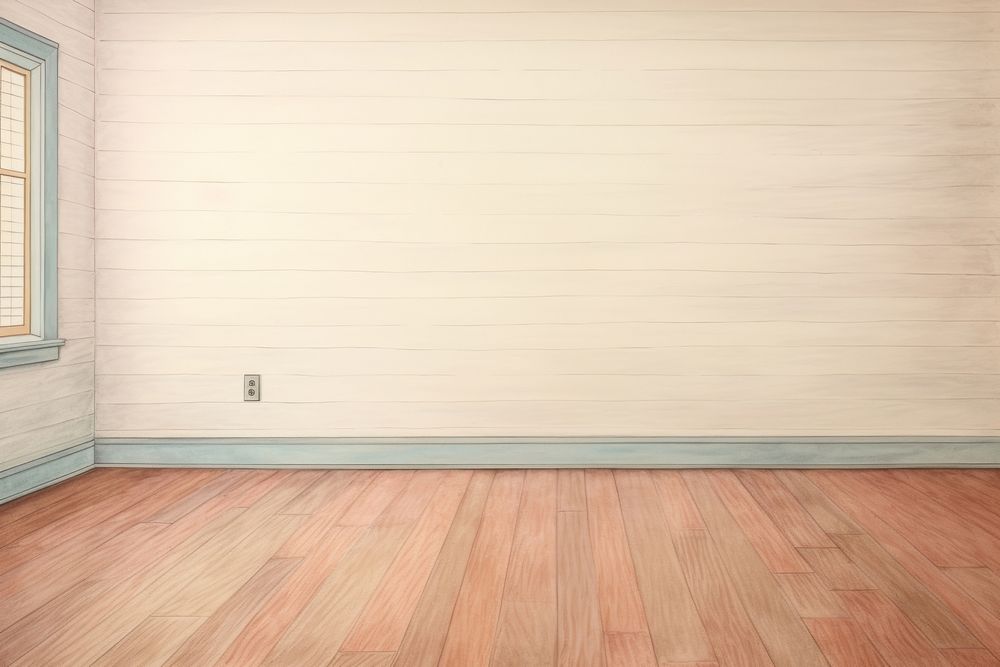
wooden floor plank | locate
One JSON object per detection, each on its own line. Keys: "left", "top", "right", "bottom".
{"left": 736, "top": 470, "right": 835, "bottom": 548}
{"left": 0, "top": 468, "right": 121, "bottom": 529}
{"left": 672, "top": 529, "right": 773, "bottom": 667}
{"left": 651, "top": 471, "right": 706, "bottom": 532}
{"left": 774, "top": 471, "right": 862, "bottom": 535}
{"left": 839, "top": 590, "right": 949, "bottom": 667}
{"left": 0, "top": 500, "right": 247, "bottom": 663}
{"left": 163, "top": 557, "right": 300, "bottom": 665}
{"left": 3, "top": 468, "right": 1000, "bottom": 667}
{"left": 438, "top": 470, "right": 524, "bottom": 667}
{"left": 217, "top": 525, "right": 365, "bottom": 666}
{"left": 261, "top": 471, "right": 444, "bottom": 666}
{"left": 614, "top": 470, "right": 714, "bottom": 664}
{"left": 0, "top": 520, "right": 167, "bottom": 631}
{"left": 342, "top": 470, "right": 472, "bottom": 652}
{"left": 155, "top": 514, "right": 304, "bottom": 617}
{"left": 274, "top": 470, "right": 376, "bottom": 558}
{"left": 804, "top": 617, "right": 887, "bottom": 667}
{"left": 894, "top": 471, "right": 1000, "bottom": 541}
{"left": 91, "top": 616, "right": 205, "bottom": 667}
{"left": 0, "top": 469, "right": 144, "bottom": 546}
{"left": 685, "top": 471, "right": 827, "bottom": 666}
{"left": 941, "top": 568, "right": 1000, "bottom": 617}
{"left": 331, "top": 652, "right": 396, "bottom": 667}
{"left": 811, "top": 471, "right": 1000, "bottom": 659}
{"left": 10, "top": 473, "right": 318, "bottom": 666}
{"left": 279, "top": 470, "right": 356, "bottom": 515}
{"left": 604, "top": 632, "right": 658, "bottom": 667}
{"left": 557, "top": 469, "right": 586, "bottom": 512}
{"left": 799, "top": 547, "right": 876, "bottom": 591}
{"left": 831, "top": 531, "right": 979, "bottom": 649}
{"left": 394, "top": 471, "right": 493, "bottom": 667}
{"left": 584, "top": 470, "right": 652, "bottom": 638}
{"left": 707, "top": 470, "right": 811, "bottom": 574}
{"left": 939, "top": 648, "right": 1000, "bottom": 666}
{"left": 492, "top": 470, "right": 558, "bottom": 666}
{"left": 844, "top": 471, "right": 987, "bottom": 568}
{"left": 775, "top": 572, "right": 849, "bottom": 618}
{"left": 337, "top": 471, "right": 415, "bottom": 526}
{"left": 145, "top": 469, "right": 250, "bottom": 524}
{"left": 556, "top": 510, "right": 605, "bottom": 667}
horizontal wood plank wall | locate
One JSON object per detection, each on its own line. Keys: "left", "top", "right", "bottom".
{"left": 95, "top": 0, "right": 1000, "bottom": 440}
{"left": 0, "top": 0, "right": 95, "bottom": 471}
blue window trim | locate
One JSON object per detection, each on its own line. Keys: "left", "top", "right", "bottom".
{"left": 0, "top": 20, "right": 61, "bottom": 370}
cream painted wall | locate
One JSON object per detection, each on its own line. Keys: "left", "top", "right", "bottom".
{"left": 0, "top": 0, "right": 95, "bottom": 470}
{"left": 95, "top": 0, "right": 1000, "bottom": 438}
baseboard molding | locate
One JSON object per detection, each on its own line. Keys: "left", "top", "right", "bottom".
{"left": 0, "top": 440, "right": 94, "bottom": 504}
{"left": 94, "top": 437, "right": 1000, "bottom": 469}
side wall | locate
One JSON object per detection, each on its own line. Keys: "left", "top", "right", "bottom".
{"left": 95, "top": 0, "right": 1000, "bottom": 443}
{"left": 0, "top": 0, "right": 95, "bottom": 472}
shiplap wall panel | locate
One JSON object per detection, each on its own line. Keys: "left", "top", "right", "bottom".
{"left": 95, "top": 1, "right": 1000, "bottom": 438}
{"left": 98, "top": 0, "right": 1000, "bottom": 10}
{"left": 0, "top": 0, "right": 95, "bottom": 471}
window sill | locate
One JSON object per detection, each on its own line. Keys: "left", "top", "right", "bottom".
{"left": 0, "top": 338, "right": 64, "bottom": 369}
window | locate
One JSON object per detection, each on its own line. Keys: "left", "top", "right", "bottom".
{"left": 0, "top": 20, "right": 59, "bottom": 369}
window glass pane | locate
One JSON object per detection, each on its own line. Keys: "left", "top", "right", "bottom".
{"left": 0, "top": 174, "right": 26, "bottom": 328}
{"left": 0, "top": 66, "right": 26, "bottom": 173}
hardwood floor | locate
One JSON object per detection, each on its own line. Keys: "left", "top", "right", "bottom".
{"left": 2, "top": 468, "right": 1000, "bottom": 666}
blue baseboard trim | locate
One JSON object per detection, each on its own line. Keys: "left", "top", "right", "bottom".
{"left": 94, "top": 437, "right": 1000, "bottom": 469}
{"left": 0, "top": 440, "right": 94, "bottom": 504}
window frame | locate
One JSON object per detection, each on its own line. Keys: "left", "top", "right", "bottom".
{"left": 0, "top": 59, "right": 32, "bottom": 338}
{"left": 0, "top": 19, "right": 60, "bottom": 370}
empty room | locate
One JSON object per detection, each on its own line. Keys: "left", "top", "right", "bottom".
{"left": 1, "top": 0, "right": 998, "bottom": 665}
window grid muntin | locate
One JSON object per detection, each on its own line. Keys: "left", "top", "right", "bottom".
{"left": 0, "top": 59, "right": 29, "bottom": 336}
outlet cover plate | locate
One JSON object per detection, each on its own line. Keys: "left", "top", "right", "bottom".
{"left": 244, "top": 374, "right": 261, "bottom": 401}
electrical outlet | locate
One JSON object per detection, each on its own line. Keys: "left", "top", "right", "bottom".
{"left": 244, "top": 374, "right": 261, "bottom": 401}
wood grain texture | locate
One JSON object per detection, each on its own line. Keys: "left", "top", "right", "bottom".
{"left": 438, "top": 470, "right": 524, "bottom": 667}
{"left": 218, "top": 525, "right": 364, "bottom": 665}
{"left": 556, "top": 510, "right": 605, "bottom": 667}
{"left": 342, "top": 471, "right": 471, "bottom": 652}
{"left": 331, "top": 653, "right": 396, "bottom": 667}
{"left": 394, "top": 470, "right": 493, "bottom": 667}
{"left": 671, "top": 528, "right": 773, "bottom": 666}
{"left": 261, "top": 473, "right": 443, "bottom": 666}
{"left": 614, "top": 470, "right": 713, "bottom": 663}
{"left": 5, "top": 468, "right": 1000, "bottom": 666}
{"left": 830, "top": 534, "right": 979, "bottom": 649}
{"left": 651, "top": 471, "right": 705, "bottom": 532}
{"left": 776, "top": 572, "right": 848, "bottom": 618}
{"left": 736, "top": 470, "right": 834, "bottom": 548}
{"left": 940, "top": 649, "right": 1000, "bottom": 667}
{"left": 492, "top": 470, "right": 558, "bottom": 666}
{"left": 839, "top": 590, "right": 949, "bottom": 666}
{"left": 92, "top": 616, "right": 205, "bottom": 667}
{"left": 93, "top": 0, "right": 1000, "bottom": 440}
{"left": 799, "top": 547, "right": 876, "bottom": 591}
{"left": 684, "top": 471, "right": 827, "bottom": 666}
{"left": 811, "top": 470, "right": 1000, "bottom": 660}
{"left": 942, "top": 568, "right": 1000, "bottom": 617}
{"left": 706, "top": 470, "right": 811, "bottom": 573}
{"left": 804, "top": 617, "right": 886, "bottom": 667}
{"left": 583, "top": 470, "right": 655, "bottom": 665}
{"left": 162, "top": 557, "right": 300, "bottom": 665}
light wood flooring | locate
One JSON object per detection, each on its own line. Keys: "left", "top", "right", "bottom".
{"left": 3, "top": 467, "right": 1000, "bottom": 666}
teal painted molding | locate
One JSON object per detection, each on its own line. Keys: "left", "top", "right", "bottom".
{"left": 0, "top": 338, "right": 64, "bottom": 368}
{"left": 0, "top": 440, "right": 93, "bottom": 505}
{"left": 0, "top": 19, "right": 61, "bottom": 370}
{"left": 94, "top": 437, "right": 1000, "bottom": 469}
